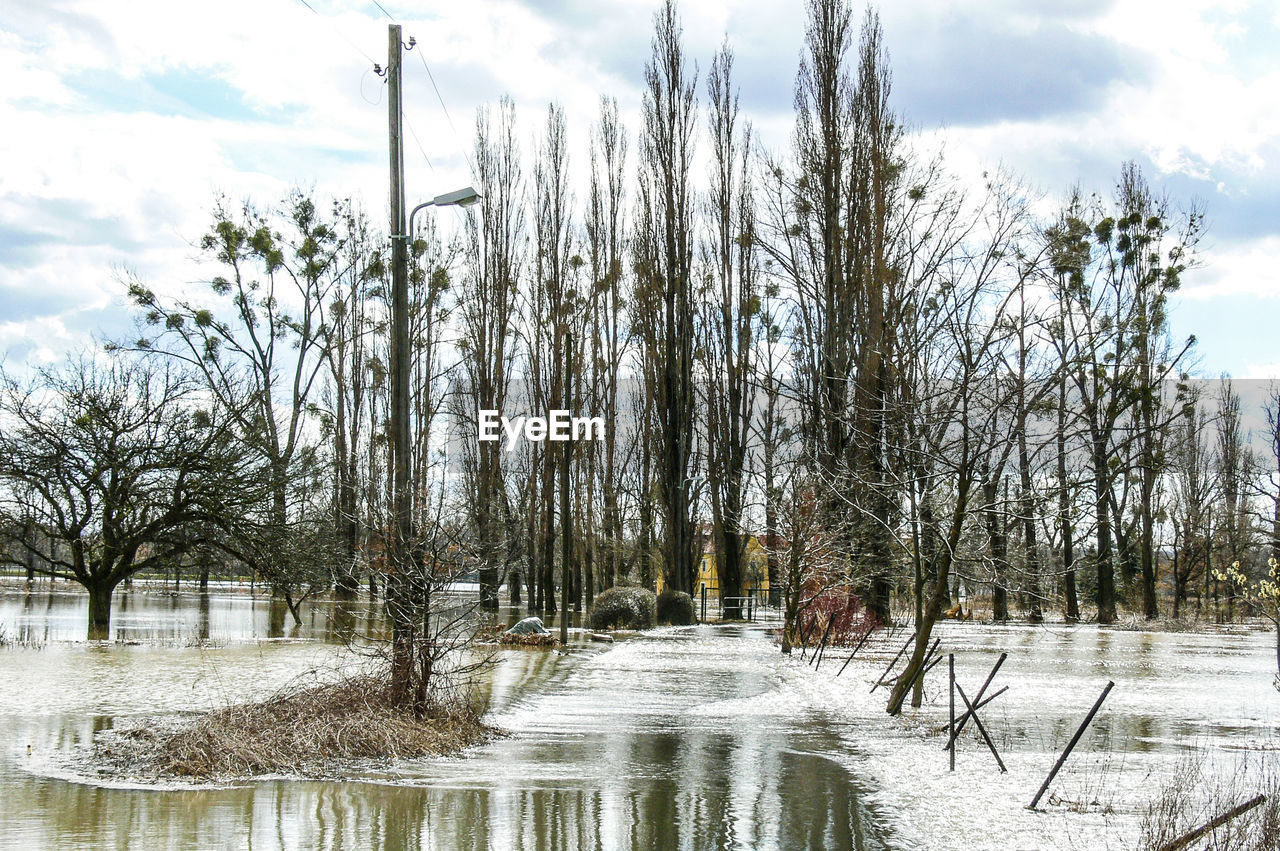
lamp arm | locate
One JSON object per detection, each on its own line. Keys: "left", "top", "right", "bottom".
{"left": 397, "top": 200, "right": 436, "bottom": 242}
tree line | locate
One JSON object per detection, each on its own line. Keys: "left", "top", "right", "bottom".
{"left": 2, "top": 0, "right": 1279, "bottom": 708}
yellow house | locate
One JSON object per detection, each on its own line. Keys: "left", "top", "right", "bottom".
{"left": 658, "top": 533, "right": 771, "bottom": 598}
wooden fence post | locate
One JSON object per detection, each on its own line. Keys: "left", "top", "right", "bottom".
{"left": 1027, "top": 681, "right": 1115, "bottom": 810}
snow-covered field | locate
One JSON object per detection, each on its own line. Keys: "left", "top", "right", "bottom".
{"left": 778, "top": 621, "right": 1280, "bottom": 850}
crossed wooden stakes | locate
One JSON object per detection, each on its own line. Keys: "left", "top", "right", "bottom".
{"left": 945, "top": 651, "right": 1009, "bottom": 773}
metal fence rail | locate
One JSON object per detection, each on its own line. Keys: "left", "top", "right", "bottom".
{"left": 696, "top": 585, "right": 781, "bottom": 623}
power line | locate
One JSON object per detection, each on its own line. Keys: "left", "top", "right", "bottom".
{"left": 290, "top": 0, "right": 379, "bottom": 68}
{"left": 415, "top": 48, "right": 475, "bottom": 177}
{"left": 288, "top": 0, "right": 472, "bottom": 179}
{"left": 404, "top": 117, "right": 435, "bottom": 174}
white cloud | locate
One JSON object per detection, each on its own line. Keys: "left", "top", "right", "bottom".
{"left": 1180, "top": 235, "right": 1280, "bottom": 300}
{"left": 0, "top": 0, "right": 1278, "bottom": 377}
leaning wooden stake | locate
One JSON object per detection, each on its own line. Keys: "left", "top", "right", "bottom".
{"left": 812, "top": 612, "right": 837, "bottom": 670}
{"left": 870, "top": 634, "right": 915, "bottom": 693}
{"left": 836, "top": 627, "right": 875, "bottom": 677}
{"left": 944, "top": 652, "right": 1008, "bottom": 751}
{"left": 900, "top": 637, "right": 942, "bottom": 697}
{"left": 935, "top": 686, "right": 1008, "bottom": 735}
{"left": 922, "top": 650, "right": 945, "bottom": 677}
{"left": 798, "top": 620, "right": 816, "bottom": 661}
{"left": 948, "top": 654, "right": 955, "bottom": 772}
{"left": 955, "top": 681, "right": 1006, "bottom": 772}
{"left": 1027, "top": 680, "right": 1115, "bottom": 810}
{"left": 1157, "top": 794, "right": 1267, "bottom": 851}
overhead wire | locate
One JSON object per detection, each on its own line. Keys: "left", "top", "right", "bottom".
{"left": 415, "top": 48, "right": 476, "bottom": 178}
{"left": 358, "top": 1, "right": 468, "bottom": 179}
{"left": 405, "top": 119, "right": 436, "bottom": 174}
{"left": 288, "top": 0, "right": 472, "bottom": 181}
{"left": 290, "top": 0, "right": 380, "bottom": 68}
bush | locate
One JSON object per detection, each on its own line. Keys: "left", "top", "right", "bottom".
{"left": 589, "top": 587, "right": 656, "bottom": 631}
{"left": 656, "top": 588, "right": 695, "bottom": 625}
{"left": 796, "top": 589, "right": 877, "bottom": 647}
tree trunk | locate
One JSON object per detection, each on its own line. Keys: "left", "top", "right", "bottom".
{"left": 478, "top": 561, "right": 499, "bottom": 611}
{"left": 541, "top": 442, "right": 558, "bottom": 615}
{"left": 888, "top": 471, "right": 972, "bottom": 716}
{"left": 1093, "top": 438, "right": 1116, "bottom": 624}
{"left": 1018, "top": 428, "right": 1043, "bottom": 624}
{"left": 510, "top": 566, "right": 522, "bottom": 608}
{"left": 283, "top": 588, "right": 303, "bottom": 626}
{"left": 1140, "top": 452, "right": 1159, "bottom": 621}
{"left": 1274, "top": 624, "right": 1280, "bottom": 678}
{"left": 24, "top": 527, "right": 35, "bottom": 583}
{"left": 87, "top": 581, "right": 114, "bottom": 640}
{"left": 1172, "top": 541, "right": 1184, "bottom": 619}
{"left": 584, "top": 538, "right": 595, "bottom": 610}
{"left": 268, "top": 594, "right": 287, "bottom": 637}
{"left": 910, "top": 485, "right": 925, "bottom": 708}
{"left": 1058, "top": 367, "right": 1079, "bottom": 624}
{"left": 984, "top": 476, "right": 1009, "bottom": 622}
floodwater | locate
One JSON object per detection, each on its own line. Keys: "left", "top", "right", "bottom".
{"left": 0, "top": 585, "right": 888, "bottom": 850}
{"left": 932, "top": 620, "right": 1280, "bottom": 757}
{"left": 5, "top": 587, "right": 1277, "bottom": 851}
{"left": 792, "top": 621, "right": 1280, "bottom": 851}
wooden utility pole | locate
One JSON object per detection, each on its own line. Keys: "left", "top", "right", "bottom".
{"left": 386, "top": 23, "right": 414, "bottom": 694}
{"left": 388, "top": 23, "right": 409, "bottom": 554}
{"left": 560, "top": 329, "right": 572, "bottom": 646}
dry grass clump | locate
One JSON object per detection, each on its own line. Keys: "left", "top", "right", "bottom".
{"left": 1139, "top": 751, "right": 1280, "bottom": 851}
{"left": 498, "top": 631, "right": 558, "bottom": 647}
{"left": 103, "top": 673, "right": 498, "bottom": 778}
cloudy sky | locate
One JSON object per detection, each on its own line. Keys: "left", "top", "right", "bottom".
{"left": 2, "top": 0, "right": 1278, "bottom": 376}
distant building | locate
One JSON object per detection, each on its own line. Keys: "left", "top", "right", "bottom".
{"left": 658, "top": 532, "right": 771, "bottom": 600}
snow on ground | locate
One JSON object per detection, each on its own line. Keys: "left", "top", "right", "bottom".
{"left": 765, "top": 621, "right": 1280, "bottom": 850}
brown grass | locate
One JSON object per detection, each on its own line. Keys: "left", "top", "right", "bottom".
{"left": 1139, "top": 751, "right": 1280, "bottom": 851}
{"left": 100, "top": 674, "right": 500, "bottom": 779}
{"left": 498, "top": 631, "right": 558, "bottom": 647}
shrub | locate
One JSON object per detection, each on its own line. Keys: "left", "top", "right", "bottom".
{"left": 589, "top": 587, "right": 655, "bottom": 631}
{"left": 796, "top": 589, "right": 876, "bottom": 647}
{"left": 656, "top": 588, "right": 695, "bottom": 625}
{"left": 499, "top": 631, "right": 557, "bottom": 647}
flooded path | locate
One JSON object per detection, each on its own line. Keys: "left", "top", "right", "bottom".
{"left": 0, "top": 587, "right": 888, "bottom": 850}
{"left": 5, "top": 585, "right": 1277, "bottom": 850}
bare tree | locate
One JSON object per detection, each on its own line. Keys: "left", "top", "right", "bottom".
{"left": 762, "top": 2, "right": 902, "bottom": 623}
{"left": 457, "top": 97, "right": 523, "bottom": 611}
{"left": 636, "top": 0, "right": 699, "bottom": 603}
{"left": 0, "top": 355, "right": 258, "bottom": 637}
{"left": 1169, "top": 387, "right": 1214, "bottom": 617}
{"left": 1215, "top": 377, "right": 1252, "bottom": 621}
{"left": 585, "top": 95, "right": 630, "bottom": 593}
{"left": 1263, "top": 386, "right": 1280, "bottom": 566}
{"left": 700, "top": 41, "right": 757, "bottom": 619}
{"left": 127, "top": 192, "right": 351, "bottom": 622}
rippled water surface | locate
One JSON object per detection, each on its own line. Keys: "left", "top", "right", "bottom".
{"left": 0, "top": 586, "right": 887, "bottom": 850}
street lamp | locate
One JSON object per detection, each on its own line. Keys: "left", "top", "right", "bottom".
{"left": 388, "top": 183, "right": 479, "bottom": 629}
{"left": 400, "top": 185, "right": 482, "bottom": 245}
